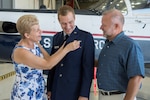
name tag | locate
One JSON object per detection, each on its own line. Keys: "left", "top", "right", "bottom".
{"left": 54, "top": 46, "right": 59, "bottom": 49}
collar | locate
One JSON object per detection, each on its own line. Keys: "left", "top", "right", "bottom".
{"left": 63, "top": 25, "right": 78, "bottom": 36}
{"left": 105, "top": 31, "right": 124, "bottom": 44}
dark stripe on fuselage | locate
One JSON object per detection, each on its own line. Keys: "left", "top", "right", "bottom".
{"left": 0, "top": 33, "right": 150, "bottom": 65}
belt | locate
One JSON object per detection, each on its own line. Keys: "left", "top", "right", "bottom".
{"left": 100, "top": 91, "right": 124, "bottom": 95}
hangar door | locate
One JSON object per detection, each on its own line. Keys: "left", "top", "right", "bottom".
{"left": 0, "top": 0, "right": 13, "bottom": 9}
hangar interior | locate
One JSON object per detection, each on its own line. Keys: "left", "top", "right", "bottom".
{"left": 0, "top": 0, "right": 98, "bottom": 9}
{"left": 0, "top": 0, "right": 149, "bottom": 11}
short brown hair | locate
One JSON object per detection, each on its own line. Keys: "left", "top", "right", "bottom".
{"left": 57, "top": 5, "right": 75, "bottom": 20}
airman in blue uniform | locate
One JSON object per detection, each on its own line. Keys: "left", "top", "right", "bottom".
{"left": 47, "top": 5, "right": 95, "bottom": 100}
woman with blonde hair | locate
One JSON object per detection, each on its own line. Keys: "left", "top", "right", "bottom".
{"left": 11, "top": 14, "right": 80, "bottom": 100}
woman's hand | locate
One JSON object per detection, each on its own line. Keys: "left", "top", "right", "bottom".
{"left": 64, "top": 40, "right": 80, "bottom": 52}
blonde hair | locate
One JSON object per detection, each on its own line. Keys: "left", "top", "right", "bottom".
{"left": 16, "top": 14, "right": 39, "bottom": 38}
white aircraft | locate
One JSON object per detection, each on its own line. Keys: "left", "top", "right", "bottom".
{"left": 0, "top": 0, "right": 150, "bottom": 67}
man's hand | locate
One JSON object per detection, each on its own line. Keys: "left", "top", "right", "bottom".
{"left": 47, "top": 91, "right": 51, "bottom": 100}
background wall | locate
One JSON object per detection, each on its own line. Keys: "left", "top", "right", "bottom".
{"left": 14, "top": 0, "right": 39, "bottom": 9}
{"left": 0, "top": 0, "right": 96, "bottom": 10}
{"left": 0, "top": 0, "right": 39, "bottom": 9}
{"left": 0, "top": 0, "right": 13, "bottom": 9}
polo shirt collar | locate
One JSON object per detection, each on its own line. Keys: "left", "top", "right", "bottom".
{"left": 105, "top": 31, "right": 124, "bottom": 44}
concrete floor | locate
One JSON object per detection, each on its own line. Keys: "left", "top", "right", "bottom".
{"left": 0, "top": 63, "right": 150, "bottom": 100}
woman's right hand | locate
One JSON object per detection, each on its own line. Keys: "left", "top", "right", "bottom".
{"left": 65, "top": 40, "right": 80, "bottom": 52}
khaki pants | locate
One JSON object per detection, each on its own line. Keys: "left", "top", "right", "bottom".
{"left": 99, "top": 92, "right": 137, "bottom": 100}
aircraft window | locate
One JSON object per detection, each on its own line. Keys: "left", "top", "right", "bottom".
{"left": 130, "top": 0, "right": 150, "bottom": 9}
{"left": 0, "top": 21, "right": 18, "bottom": 33}
{"left": 88, "top": 0, "right": 127, "bottom": 15}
